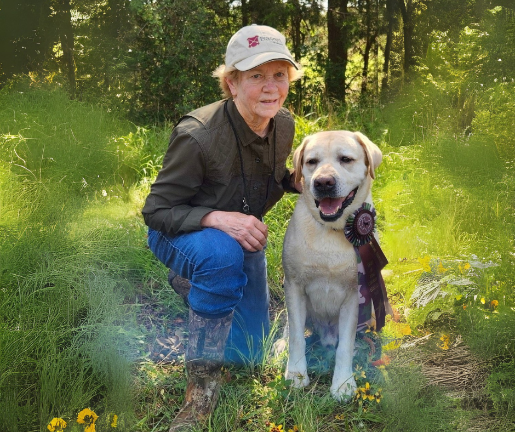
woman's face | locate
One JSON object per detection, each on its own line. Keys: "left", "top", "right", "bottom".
{"left": 226, "top": 61, "right": 290, "bottom": 131}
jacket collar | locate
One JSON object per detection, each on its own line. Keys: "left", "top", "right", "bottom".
{"left": 226, "top": 98, "right": 275, "bottom": 146}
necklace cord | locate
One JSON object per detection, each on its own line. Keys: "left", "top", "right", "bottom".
{"left": 224, "top": 100, "right": 276, "bottom": 216}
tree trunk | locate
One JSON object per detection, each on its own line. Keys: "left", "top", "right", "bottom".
{"left": 241, "top": 0, "right": 249, "bottom": 26}
{"left": 326, "top": 0, "right": 348, "bottom": 103}
{"left": 382, "top": 0, "right": 396, "bottom": 89}
{"left": 56, "top": 0, "right": 76, "bottom": 99}
{"left": 289, "top": 0, "right": 304, "bottom": 111}
{"left": 373, "top": 0, "right": 379, "bottom": 94}
{"left": 361, "top": 0, "right": 373, "bottom": 94}
{"left": 397, "top": 0, "right": 415, "bottom": 75}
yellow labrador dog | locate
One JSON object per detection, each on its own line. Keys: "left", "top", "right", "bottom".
{"left": 283, "top": 130, "right": 383, "bottom": 401}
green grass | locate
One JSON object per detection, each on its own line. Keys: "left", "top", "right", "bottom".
{"left": 0, "top": 84, "right": 155, "bottom": 431}
{"left": 1, "top": 73, "right": 515, "bottom": 432}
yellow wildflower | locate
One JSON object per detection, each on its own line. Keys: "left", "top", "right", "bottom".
{"left": 77, "top": 408, "right": 98, "bottom": 425}
{"left": 437, "top": 261, "right": 448, "bottom": 274}
{"left": 355, "top": 382, "right": 382, "bottom": 403}
{"left": 383, "top": 339, "right": 402, "bottom": 351}
{"left": 401, "top": 323, "right": 412, "bottom": 335}
{"left": 418, "top": 256, "right": 431, "bottom": 272}
{"left": 288, "top": 426, "right": 300, "bottom": 432}
{"left": 480, "top": 297, "right": 486, "bottom": 304}
{"left": 356, "top": 382, "right": 369, "bottom": 399}
{"left": 269, "top": 423, "right": 283, "bottom": 432}
{"left": 47, "top": 418, "right": 67, "bottom": 431}
{"left": 77, "top": 408, "right": 98, "bottom": 432}
{"left": 374, "top": 388, "right": 383, "bottom": 403}
{"left": 491, "top": 300, "right": 499, "bottom": 308}
{"left": 354, "top": 365, "right": 366, "bottom": 379}
{"left": 111, "top": 414, "right": 118, "bottom": 428}
{"left": 439, "top": 334, "right": 450, "bottom": 350}
{"left": 459, "top": 262, "right": 471, "bottom": 274}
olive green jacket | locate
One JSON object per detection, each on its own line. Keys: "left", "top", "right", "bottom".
{"left": 142, "top": 98, "right": 296, "bottom": 236}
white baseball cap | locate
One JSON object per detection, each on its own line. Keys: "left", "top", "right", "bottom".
{"left": 225, "top": 24, "right": 299, "bottom": 71}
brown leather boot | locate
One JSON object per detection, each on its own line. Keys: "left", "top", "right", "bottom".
{"left": 168, "top": 270, "right": 191, "bottom": 307}
{"left": 168, "top": 308, "right": 233, "bottom": 432}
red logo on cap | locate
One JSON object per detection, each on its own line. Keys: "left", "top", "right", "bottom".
{"left": 247, "top": 36, "right": 259, "bottom": 48}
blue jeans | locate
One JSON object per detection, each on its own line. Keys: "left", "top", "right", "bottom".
{"left": 147, "top": 227, "right": 270, "bottom": 364}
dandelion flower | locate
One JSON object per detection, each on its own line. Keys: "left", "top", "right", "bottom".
{"left": 47, "top": 418, "right": 67, "bottom": 431}
{"left": 491, "top": 300, "right": 499, "bottom": 308}
{"left": 111, "top": 414, "right": 118, "bottom": 428}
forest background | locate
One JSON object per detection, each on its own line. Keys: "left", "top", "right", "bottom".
{"left": 1, "top": 0, "right": 515, "bottom": 431}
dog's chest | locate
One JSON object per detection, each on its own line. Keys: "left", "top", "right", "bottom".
{"left": 303, "top": 243, "right": 357, "bottom": 296}
{"left": 284, "top": 216, "right": 358, "bottom": 295}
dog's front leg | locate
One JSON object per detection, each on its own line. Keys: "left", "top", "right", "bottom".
{"left": 331, "top": 291, "right": 359, "bottom": 401}
{"left": 284, "top": 286, "right": 309, "bottom": 388}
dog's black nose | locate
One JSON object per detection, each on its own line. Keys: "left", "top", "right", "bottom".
{"left": 314, "top": 176, "right": 336, "bottom": 191}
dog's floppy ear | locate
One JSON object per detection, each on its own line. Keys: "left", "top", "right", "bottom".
{"left": 354, "top": 132, "right": 382, "bottom": 180}
{"left": 293, "top": 136, "right": 310, "bottom": 184}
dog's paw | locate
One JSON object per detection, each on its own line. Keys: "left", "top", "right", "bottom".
{"left": 330, "top": 376, "right": 357, "bottom": 402}
{"left": 285, "top": 369, "right": 310, "bottom": 388}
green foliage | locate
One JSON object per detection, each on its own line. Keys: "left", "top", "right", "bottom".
{"left": 1, "top": 4, "right": 515, "bottom": 431}
{"left": 486, "top": 361, "right": 515, "bottom": 425}
{"left": 72, "top": 0, "right": 135, "bottom": 111}
{"left": 473, "top": 81, "right": 515, "bottom": 160}
{"left": 0, "top": 0, "right": 56, "bottom": 82}
{"left": 381, "top": 366, "right": 456, "bottom": 432}
{"left": 130, "top": 0, "right": 234, "bottom": 123}
{"left": 0, "top": 85, "right": 161, "bottom": 431}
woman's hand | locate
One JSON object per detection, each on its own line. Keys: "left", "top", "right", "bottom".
{"left": 201, "top": 211, "right": 268, "bottom": 252}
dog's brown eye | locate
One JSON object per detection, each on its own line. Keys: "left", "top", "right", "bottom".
{"left": 339, "top": 156, "right": 353, "bottom": 164}
{"left": 306, "top": 158, "right": 318, "bottom": 166}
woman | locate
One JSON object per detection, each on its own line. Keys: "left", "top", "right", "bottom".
{"left": 142, "top": 24, "right": 302, "bottom": 431}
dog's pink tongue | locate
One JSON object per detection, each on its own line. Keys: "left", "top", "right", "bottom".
{"left": 319, "top": 197, "right": 345, "bottom": 215}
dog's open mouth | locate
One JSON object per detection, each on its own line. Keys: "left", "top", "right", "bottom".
{"left": 315, "top": 187, "right": 358, "bottom": 221}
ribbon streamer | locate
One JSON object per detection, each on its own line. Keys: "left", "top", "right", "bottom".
{"left": 345, "top": 203, "right": 389, "bottom": 332}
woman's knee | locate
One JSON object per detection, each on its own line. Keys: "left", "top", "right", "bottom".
{"left": 194, "top": 229, "right": 244, "bottom": 274}
{"left": 147, "top": 227, "right": 245, "bottom": 281}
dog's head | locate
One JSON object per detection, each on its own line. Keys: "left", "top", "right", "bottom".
{"left": 293, "top": 131, "right": 382, "bottom": 227}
